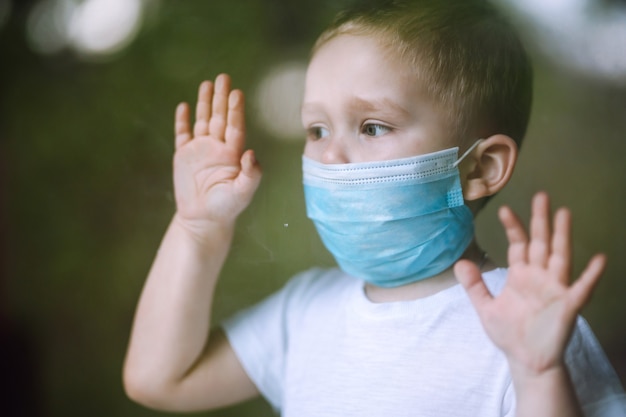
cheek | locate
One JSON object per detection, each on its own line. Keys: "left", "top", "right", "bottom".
{"left": 303, "top": 140, "right": 322, "bottom": 160}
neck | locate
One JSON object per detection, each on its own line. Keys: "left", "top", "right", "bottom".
{"left": 364, "top": 240, "right": 494, "bottom": 303}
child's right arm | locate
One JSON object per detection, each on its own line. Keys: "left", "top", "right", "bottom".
{"left": 123, "top": 74, "right": 262, "bottom": 412}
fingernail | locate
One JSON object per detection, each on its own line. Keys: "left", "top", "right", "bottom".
{"left": 215, "top": 74, "right": 225, "bottom": 90}
{"left": 230, "top": 90, "right": 240, "bottom": 107}
{"left": 249, "top": 151, "right": 257, "bottom": 166}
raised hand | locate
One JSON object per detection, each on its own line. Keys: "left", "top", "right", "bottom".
{"left": 455, "top": 192, "right": 606, "bottom": 374}
{"left": 173, "top": 74, "right": 262, "bottom": 233}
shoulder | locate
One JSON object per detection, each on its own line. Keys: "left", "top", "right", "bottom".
{"left": 569, "top": 319, "right": 626, "bottom": 414}
{"left": 224, "top": 267, "right": 353, "bottom": 327}
{"left": 220, "top": 267, "right": 357, "bottom": 410}
{"left": 565, "top": 317, "right": 626, "bottom": 415}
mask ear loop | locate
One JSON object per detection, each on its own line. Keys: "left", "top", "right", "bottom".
{"left": 452, "top": 139, "right": 484, "bottom": 168}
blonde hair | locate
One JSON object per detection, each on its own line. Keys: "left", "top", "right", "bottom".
{"left": 312, "top": 0, "right": 533, "bottom": 147}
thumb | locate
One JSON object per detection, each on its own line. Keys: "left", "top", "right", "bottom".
{"left": 235, "top": 149, "right": 262, "bottom": 198}
{"left": 454, "top": 259, "right": 493, "bottom": 310}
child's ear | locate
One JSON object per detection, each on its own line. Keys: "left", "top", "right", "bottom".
{"left": 459, "top": 134, "right": 518, "bottom": 201}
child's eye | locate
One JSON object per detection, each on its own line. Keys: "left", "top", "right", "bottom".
{"left": 307, "top": 126, "right": 330, "bottom": 140}
{"left": 361, "top": 123, "right": 391, "bottom": 137}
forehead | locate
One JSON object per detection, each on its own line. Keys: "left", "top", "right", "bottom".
{"left": 304, "top": 34, "right": 424, "bottom": 105}
{"left": 307, "top": 34, "right": 408, "bottom": 81}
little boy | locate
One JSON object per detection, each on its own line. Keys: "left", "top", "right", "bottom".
{"left": 123, "top": 1, "right": 626, "bottom": 416}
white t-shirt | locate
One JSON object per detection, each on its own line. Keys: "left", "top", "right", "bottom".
{"left": 223, "top": 267, "right": 626, "bottom": 416}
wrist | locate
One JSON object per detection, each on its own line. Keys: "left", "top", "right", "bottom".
{"left": 508, "top": 358, "right": 567, "bottom": 384}
{"left": 508, "top": 362, "right": 583, "bottom": 417}
{"left": 172, "top": 212, "right": 236, "bottom": 248}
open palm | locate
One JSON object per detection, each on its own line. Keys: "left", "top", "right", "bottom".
{"left": 173, "top": 74, "right": 261, "bottom": 229}
{"left": 455, "top": 192, "right": 606, "bottom": 373}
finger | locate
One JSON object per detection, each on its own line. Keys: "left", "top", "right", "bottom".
{"left": 528, "top": 192, "right": 551, "bottom": 266}
{"left": 175, "top": 102, "right": 191, "bottom": 149}
{"left": 225, "top": 89, "right": 246, "bottom": 153}
{"left": 209, "top": 73, "right": 231, "bottom": 141}
{"left": 455, "top": 259, "right": 493, "bottom": 311}
{"left": 193, "top": 80, "right": 213, "bottom": 137}
{"left": 234, "top": 150, "right": 263, "bottom": 200}
{"left": 498, "top": 205, "right": 529, "bottom": 266}
{"left": 548, "top": 207, "right": 572, "bottom": 282}
{"left": 569, "top": 254, "right": 606, "bottom": 310}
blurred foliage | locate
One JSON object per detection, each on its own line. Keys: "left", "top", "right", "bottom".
{"left": 1, "top": 1, "right": 625, "bottom": 416}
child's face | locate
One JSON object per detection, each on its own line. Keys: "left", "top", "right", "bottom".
{"left": 302, "top": 34, "right": 456, "bottom": 164}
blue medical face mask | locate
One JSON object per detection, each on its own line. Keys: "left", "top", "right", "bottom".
{"left": 302, "top": 142, "right": 480, "bottom": 288}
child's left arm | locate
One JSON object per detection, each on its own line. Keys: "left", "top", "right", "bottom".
{"left": 454, "top": 192, "right": 607, "bottom": 417}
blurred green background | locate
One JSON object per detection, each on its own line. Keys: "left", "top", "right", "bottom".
{"left": 1, "top": 0, "right": 625, "bottom": 416}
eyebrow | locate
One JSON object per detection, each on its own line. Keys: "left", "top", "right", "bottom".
{"left": 302, "top": 97, "right": 412, "bottom": 119}
{"left": 348, "top": 97, "right": 411, "bottom": 117}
